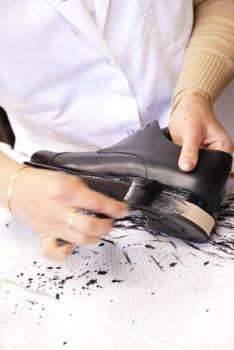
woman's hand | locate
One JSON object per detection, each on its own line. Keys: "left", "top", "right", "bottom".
{"left": 11, "top": 167, "right": 129, "bottom": 261}
{"left": 169, "top": 94, "right": 234, "bottom": 172}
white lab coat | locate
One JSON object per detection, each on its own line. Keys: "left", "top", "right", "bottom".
{"left": 0, "top": 0, "right": 232, "bottom": 157}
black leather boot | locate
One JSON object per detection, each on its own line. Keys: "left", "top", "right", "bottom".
{"left": 27, "top": 121, "right": 233, "bottom": 243}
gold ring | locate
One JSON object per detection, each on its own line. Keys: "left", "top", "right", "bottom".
{"left": 66, "top": 209, "right": 78, "bottom": 227}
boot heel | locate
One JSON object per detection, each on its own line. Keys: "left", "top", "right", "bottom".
{"left": 124, "top": 180, "right": 215, "bottom": 243}
{"left": 145, "top": 200, "right": 214, "bottom": 243}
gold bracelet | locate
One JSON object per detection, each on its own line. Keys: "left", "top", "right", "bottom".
{"left": 7, "top": 165, "right": 29, "bottom": 214}
{"left": 170, "top": 90, "right": 213, "bottom": 117}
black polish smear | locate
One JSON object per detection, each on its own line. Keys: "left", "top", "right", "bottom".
{"left": 186, "top": 242, "right": 228, "bottom": 260}
{"left": 63, "top": 342, "right": 68, "bottom": 346}
{"left": 55, "top": 293, "right": 60, "bottom": 300}
{"left": 113, "top": 214, "right": 146, "bottom": 232}
{"left": 204, "top": 261, "right": 210, "bottom": 266}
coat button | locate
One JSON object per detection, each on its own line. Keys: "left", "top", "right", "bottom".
{"left": 70, "top": 28, "right": 79, "bottom": 36}
{"left": 127, "top": 129, "right": 135, "bottom": 136}
{"left": 107, "top": 59, "right": 117, "bottom": 68}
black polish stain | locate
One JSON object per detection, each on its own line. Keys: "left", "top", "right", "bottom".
{"left": 97, "top": 271, "right": 107, "bottom": 275}
{"left": 55, "top": 293, "right": 60, "bottom": 300}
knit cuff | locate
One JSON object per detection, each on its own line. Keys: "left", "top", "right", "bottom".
{"left": 173, "top": 51, "right": 234, "bottom": 102}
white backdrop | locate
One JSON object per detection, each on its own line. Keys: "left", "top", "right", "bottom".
{"left": 0, "top": 180, "right": 234, "bottom": 350}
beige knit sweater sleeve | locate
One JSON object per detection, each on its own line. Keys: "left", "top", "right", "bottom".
{"left": 173, "top": 0, "right": 234, "bottom": 102}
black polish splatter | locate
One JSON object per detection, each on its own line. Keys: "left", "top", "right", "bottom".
{"left": 112, "top": 279, "right": 123, "bottom": 283}
{"left": 97, "top": 271, "right": 107, "bottom": 275}
{"left": 123, "top": 251, "right": 132, "bottom": 265}
{"left": 101, "top": 238, "right": 115, "bottom": 246}
{"left": 86, "top": 279, "right": 97, "bottom": 286}
{"left": 78, "top": 271, "right": 90, "bottom": 278}
{"left": 145, "top": 244, "right": 155, "bottom": 250}
{"left": 149, "top": 255, "right": 164, "bottom": 271}
{"left": 168, "top": 241, "right": 177, "bottom": 249}
{"left": 170, "top": 262, "right": 177, "bottom": 267}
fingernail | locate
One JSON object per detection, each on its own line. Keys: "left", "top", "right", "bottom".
{"left": 180, "top": 157, "right": 194, "bottom": 172}
{"left": 56, "top": 239, "right": 69, "bottom": 247}
{"left": 120, "top": 208, "right": 130, "bottom": 217}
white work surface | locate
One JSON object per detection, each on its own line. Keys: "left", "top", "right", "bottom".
{"left": 0, "top": 180, "right": 234, "bottom": 350}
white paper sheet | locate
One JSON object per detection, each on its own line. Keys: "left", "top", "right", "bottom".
{"left": 0, "top": 181, "right": 234, "bottom": 350}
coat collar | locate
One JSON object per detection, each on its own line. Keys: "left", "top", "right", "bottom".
{"left": 94, "top": 0, "right": 110, "bottom": 34}
{"left": 44, "top": 0, "right": 110, "bottom": 46}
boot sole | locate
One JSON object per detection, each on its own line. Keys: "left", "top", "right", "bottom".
{"left": 28, "top": 162, "right": 214, "bottom": 243}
